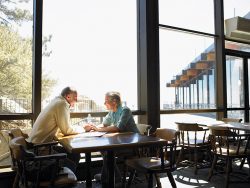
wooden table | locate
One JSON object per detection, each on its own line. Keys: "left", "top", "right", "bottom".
{"left": 204, "top": 121, "right": 250, "bottom": 131}
{"left": 58, "top": 132, "right": 166, "bottom": 188}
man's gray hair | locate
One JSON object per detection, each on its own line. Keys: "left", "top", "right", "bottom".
{"left": 105, "top": 91, "right": 121, "bottom": 105}
{"left": 61, "top": 87, "right": 77, "bottom": 97}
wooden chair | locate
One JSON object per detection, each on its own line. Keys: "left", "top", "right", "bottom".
{"left": 136, "top": 124, "right": 152, "bottom": 136}
{"left": 175, "top": 122, "right": 211, "bottom": 174}
{"left": 8, "top": 128, "right": 59, "bottom": 188}
{"left": 221, "top": 118, "right": 243, "bottom": 135}
{"left": 221, "top": 118, "right": 248, "bottom": 169}
{"left": 8, "top": 128, "right": 29, "bottom": 139}
{"left": 9, "top": 136, "right": 77, "bottom": 188}
{"left": 221, "top": 118, "right": 242, "bottom": 123}
{"left": 208, "top": 128, "right": 250, "bottom": 188}
{"left": 125, "top": 128, "right": 178, "bottom": 188}
{"left": 120, "top": 123, "right": 152, "bottom": 185}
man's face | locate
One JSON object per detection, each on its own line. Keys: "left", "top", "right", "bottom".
{"left": 66, "top": 92, "right": 78, "bottom": 107}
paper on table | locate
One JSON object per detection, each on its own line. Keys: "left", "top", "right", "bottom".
{"left": 79, "top": 131, "right": 107, "bottom": 137}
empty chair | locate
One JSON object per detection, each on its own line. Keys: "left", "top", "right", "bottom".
{"left": 208, "top": 128, "right": 250, "bottom": 188}
{"left": 176, "top": 122, "right": 211, "bottom": 174}
{"left": 221, "top": 118, "right": 242, "bottom": 123}
{"left": 136, "top": 124, "right": 152, "bottom": 136}
{"left": 125, "top": 128, "right": 178, "bottom": 188}
{"left": 221, "top": 118, "right": 243, "bottom": 134}
{"left": 221, "top": 118, "right": 248, "bottom": 168}
{"left": 121, "top": 124, "right": 152, "bottom": 185}
{"left": 9, "top": 136, "right": 77, "bottom": 188}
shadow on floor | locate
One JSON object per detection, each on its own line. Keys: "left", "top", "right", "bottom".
{"left": 70, "top": 164, "right": 250, "bottom": 188}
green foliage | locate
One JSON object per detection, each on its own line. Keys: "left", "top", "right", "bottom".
{"left": 0, "top": 26, "right": 31, "bottom": 98}
{"left": 0, "top": 0, "right": 56, "bottom": 111}
{"left": 0, "top": 0, "right": 32, "bottom": 26}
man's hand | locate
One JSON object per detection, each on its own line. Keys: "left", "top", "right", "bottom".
{"left": 84, "top": 124, "right": 96, "bottom": 132}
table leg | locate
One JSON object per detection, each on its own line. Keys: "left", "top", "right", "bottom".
{"left": 85, "top": 152, "right": 92, "bottom": 187}
{"left": 107, "top": 150, "right": 115, "bottom": 188}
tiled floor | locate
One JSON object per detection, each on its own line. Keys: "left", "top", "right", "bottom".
{"left": 71, "top": 162, "right": 250, "bottom": 188}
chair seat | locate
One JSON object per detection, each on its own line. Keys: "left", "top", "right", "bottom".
{"left": 38, "top": 167, "right": 77, "bottom": 187}
{"left": 215, "top": 147, "right": 250, "bottom": 156}
{"left": 183, "top": 139, "right": 210, "bottom": 146}
{"left": 126, "top": 157, "right": 171, "bottom": 173}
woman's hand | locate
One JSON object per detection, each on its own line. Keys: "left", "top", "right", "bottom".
{"left": 84, "top": 124, "right": 96, "bottom": 132}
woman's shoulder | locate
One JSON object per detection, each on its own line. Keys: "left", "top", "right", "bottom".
{"left": 120, "top": 105, "right": 132, "bottom": 114}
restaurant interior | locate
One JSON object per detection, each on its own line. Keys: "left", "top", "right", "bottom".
{"left": 0, "top": 0, "right": 250, "bottom": 187}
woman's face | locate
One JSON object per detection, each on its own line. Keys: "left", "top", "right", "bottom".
{"left": 104, "top": 96, "right": 116, "bottom": 111}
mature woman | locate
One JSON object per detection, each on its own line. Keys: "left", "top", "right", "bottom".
{"left": 85, "top": 91, "right": 139, "bottom": 133}
{"left": 84, "top": 91, "right": 139, "bottom": 186}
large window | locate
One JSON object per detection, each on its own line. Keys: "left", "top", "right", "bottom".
{"left": 224, "top": 0, "right": 250, "bottom": 43}
{"left": 0, "top": 1, "right": 33, "bottom": 115}
{"left": 0, "top": 0, "right": 33, "bottom": 167}
{"left": 226, "top": 56, "right": 244, "bottom": 108}
{"left": 42, "top": 0, "right": 137, "bottom": 112}
{"left": 159, "top": 1, "right": 217, "bottom": 127}
{"left": 159, "top": 0, "right": 214, "bottom": 33}
{"left": 224, "top": 0, "right": 250, "bottom": 20}
{"left": 160, "top": 30, "right": 215, "bottom": 110}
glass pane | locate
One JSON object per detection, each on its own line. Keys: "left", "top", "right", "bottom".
{"left": 0, "top": 120, "right": 32, "bottom": 168}
{"left": 224, "top": 0, "right": 250, "bottom": 42}
{"left": 0, "top": 1, "right": 33, "bottom": 114}
{"left": 227, "top": 110, "right": 244, "bottom": 122}
{"left": 42, "top": 0, "right": 137, "bottom": 112}
{"left": 160, "top": 29, "right": 215, "bottom": 110}
{"left": 160, "top": 113, "right": 216, "bottom": 129}
{"left": 249, "top": 58, "right": 250, "bottom": 107}
{"left": 226, "top": 56, "right": 244, "bottom": 108}
{"left": 224, "top": 0, "right": 250, "bottom": 19}
{"left": 225, "top": 41, "right": 250, "bottom": 52}
{"left": 159, "top": 0, "right": 214, "bottom": 34}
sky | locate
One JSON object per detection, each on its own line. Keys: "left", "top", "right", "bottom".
{"left": 16, "top": 0, "right": 250, "bottom": 109}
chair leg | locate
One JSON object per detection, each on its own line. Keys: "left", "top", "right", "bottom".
{"left": 166, "top": 171, "right": 177, "bottom": 188}
{"left": 176, "top": 148, "right": 183, "bottom": 166}
{"left": 208, "top": 155, "right": 217, "bottom": 181}
{"left": 247, "top": 157, "right": 250, "bottom": 176}
{"left": 148, "top": 173, "right": 153, "bottom": 188}
{"left": 154, "top": 173, "right": 162, "bottom": 188}
{"left": 240, "top": 157, "right": 246, "bottom": 169}
{"left": 194, "top": 148, "right": 198, "bottom": 175}
{"left": 127, "top": 170, "right": 135, "bottom": 188}
{"left": 122, "top": 163, "right": 128, "bottom": 188}
{"left": 12, "top": 173, "right": 19, "bottom": 188}
{"left": 225, "top": 158, "right": 231, "bottom": 188}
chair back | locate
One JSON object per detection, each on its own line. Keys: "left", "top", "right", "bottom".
{"left": 221, "top": 118, "right": 243, "bottom": 135}
{"left": 175, "top": 122, "right": 209, "bottom": 147}
{"left": 9, "top": 128, "right": 28, "bottom": 139}
{"left": 209, "top": 128, "right": 250, "bottom": 157}
{"left": 155, "top": 128, "right": 178, "bottom": 141}
{"left": 221, "top": 118, "right": 242, "bottom": 123}
{"left": 9, "top": 137, "right": 34, "bottom": 163}
{"left": 136, "top": 124, "right": 152, "bottom": 136}
{"left": 154, "top": 128, "right": 178, "bottom": 169}
{"left": 9, "top": 137, "right": 77, "bottom": 187}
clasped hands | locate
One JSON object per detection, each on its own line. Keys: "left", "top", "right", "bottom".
{"left": 84, "top": 124, "right": 99, "bottom": 132}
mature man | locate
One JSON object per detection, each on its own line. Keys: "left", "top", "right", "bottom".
{"left": 27, "top": 86, "right": 85, "bottom": 172}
